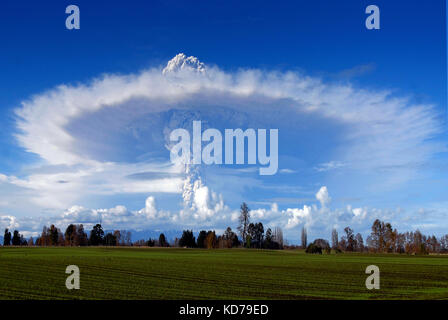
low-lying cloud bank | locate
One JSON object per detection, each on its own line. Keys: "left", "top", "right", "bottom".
{"left": 0, "top": 186, "right": 438, "bottom": 242}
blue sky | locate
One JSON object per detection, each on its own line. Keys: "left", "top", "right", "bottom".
{"left": 0, "top": 0, "right": 446, "bottom": 242}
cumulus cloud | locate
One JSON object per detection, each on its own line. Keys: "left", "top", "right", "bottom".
{"left": 284, "top": 205, "right": 314, "bottom": 230}
{"left": 316, "top": 186, "right": 331, "bottom": 207}
{"left": 238, "top": 187, "right": 395, "bottom": 238}
{"left": 36, "top": 197, "right": 170, "bottom": 232}
{"left": 138, "top": 196, "right": 158, "bottom": 219}
{"left": 1, "top": 186, "right": 446, "bottom": 243}
{"left": 0, "top": 215, "right": 20, "bottom": 230}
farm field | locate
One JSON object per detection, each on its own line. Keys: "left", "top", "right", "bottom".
{"left": 0, "top": 247, "right": 447, "bottom": 300}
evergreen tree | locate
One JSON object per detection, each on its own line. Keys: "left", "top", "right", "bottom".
{"left": 3, "top": 228, "right": 11, "bottom": 246}
{"left": 89, "top": 224, "right": 104, "bottom": 246}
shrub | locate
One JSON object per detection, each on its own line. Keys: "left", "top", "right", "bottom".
{"left": 305, "top": 243, "right": 322, "bottom": 254}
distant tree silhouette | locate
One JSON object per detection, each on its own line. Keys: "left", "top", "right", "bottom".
{"left": 355, "top": 233, "right": 364, "bottom": 252}
{"left": 103, "top": 232, "right": 117, "bottom": 246}
{"left": 11, "top": 230, "right": 21, "bottom": 246}
{"left": 368, "top": 219, "right": 386, "bottom": 252}
{"left": 197, "top": 230, "right": 207, "bottom": 248}
{"left": 3, "top": 228, "right": 11, "bottom": 246}
{"left": 158, "top": 233, "right": 168, "bottom": 247}
{"left": 49, "top": 225, "right": 59, "bottom": 246}
{"left": 89, "top": 224, "right": 104, "bottom": 246}
{"left": 76, "top": 224, "right": 88, "bottom": 246}
{"left": 305, "top": 243, "right": 322, "bottom": 254}
{"left": 301, "top": 226, "right": 307, "bottom": 249}
{"left": 65, "top": 224, "right": 76, "bottom": 246}
{"left": 205, "top": 231, "right": 217, "bottom": 249}
{"left": 245, "top": 234, "right": 251, "bottom": 248}
{"left": 223, "top": 227, "right": 239, "bottom": 248}
{"left": 124, "top": 231, "right": 132, "bottom": 246}
{"left": 273, "top": 227, "right": 284, "bottom": 249}
{"left": 179, "top": 230, "right": 196, "bottom": 248}
{"left": 146, "top": 238, "right": 155, "bottom": 247}
{"left": 342, "top": 227, "right": 355, "bottom": 251}
{"left": 248, "top": 222, "right": 264, "bottom": 248}
{"left": 237, "top": 203, "right": 250, "bottom": 243}
{"left": 264, "top": 228, "right": 273, "bottom": 249}
{"left": 113, "top": 230, "right": 122, "bottom": 245}
{"left": 331, "top": 228, "right": 338, "bottom": 249}
{"left": 19, "top": 234, "right": 27, "bottom": 246}
{"left": 313, "top": 239, "right": 330, "bottom": 254}
{"left": 263, "top": 228, "right": 281, "bottom": 249}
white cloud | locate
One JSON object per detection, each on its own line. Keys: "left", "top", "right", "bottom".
{"left": 14, "top": 53, "right": 442, "bottom": 173}
{"left": 0, "top": 162, "right": 184, "bottom": 210}
{"left": 279, "top": 169, "right": 296, "bottom": 174}
{"left": 284, "top": 205, "right": 313, "bottom": 229}
{"left": 0, "top": 215, "right": 20, "bottom": 230}
{"left": 162, "top": 53, "right": 206, "bottom": 74}
{"left": 0, "top": 53, "right": 443, "bottom": 233}
{"left": 316, "top": 186, "right": 331, "bottom": 207}
{"left": 138, "top": 196, "right": 158, "bottom": 219}
{"left": 178, "top": 164, "right": 228, "bottom": 222}
{"left": 314, "top": 161, "right": 346, "bottom": 172}
{"left": 351, "top": 207, "right": 367, "bottom": 220}
{"left": 1, "top": 186, "right": 447, "bottom": 243}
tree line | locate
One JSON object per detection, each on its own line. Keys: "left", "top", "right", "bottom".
{"left": 301, "top": 219, "right": 448, "bottom": 255}
{"left": 2, "top": 223, "right": 134, "bottom": 247}
{"left": 2, "top": 203, "right": 448, "bottom": 255}
{"left": 168, "top": 203, "right": 284, "bottom": 249}
{"left": 1, "top": 203, "right": 284, "bottom": 249}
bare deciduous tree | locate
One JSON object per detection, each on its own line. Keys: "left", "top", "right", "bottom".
{"left": 237, "top": 202, "right": 250, "bottom": 242}
{"left": 331, "top": 228, "right": 338, "bottom": 249}
{"left": 273, "top": 227, "right": 283, "bottom": 249}
{"left": 301, "top": 226, "right": 307, "bottom": 249}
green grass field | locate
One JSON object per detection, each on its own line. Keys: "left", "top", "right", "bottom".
{"left": 0, "top": 247, "right": 447, "bottom": 300}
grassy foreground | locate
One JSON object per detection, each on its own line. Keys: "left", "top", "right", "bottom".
{"left": 0, "top": 247, "right": 447, "bottom": 300}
